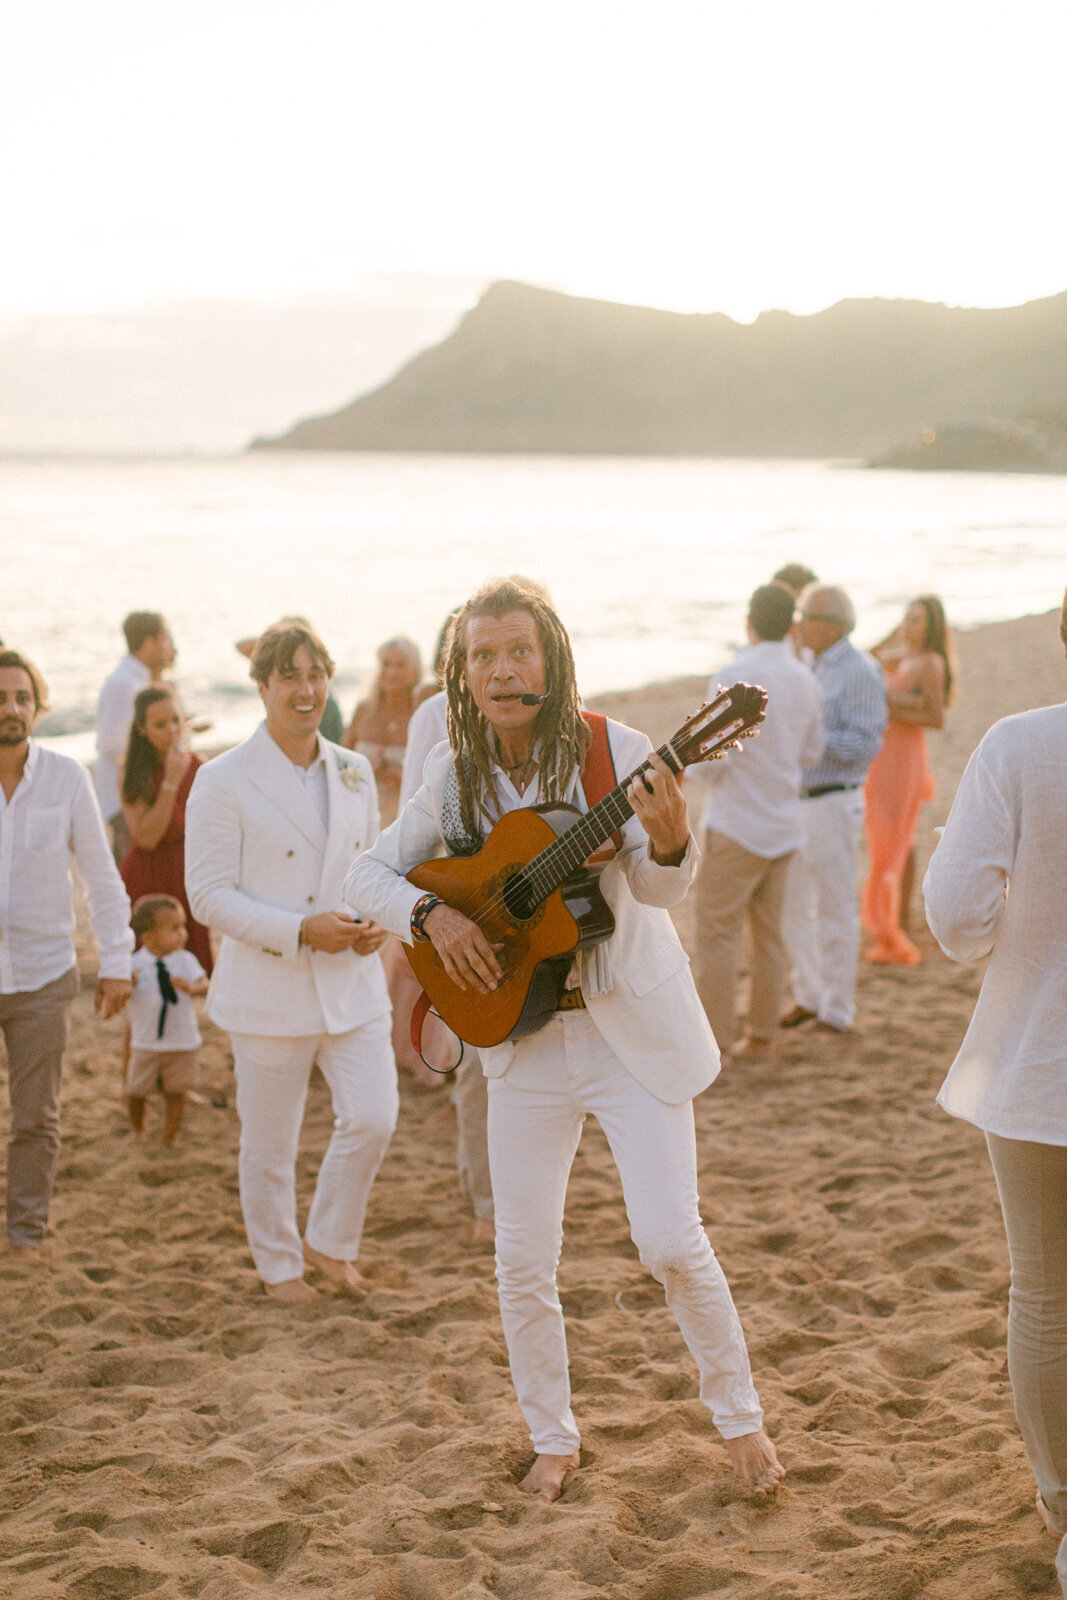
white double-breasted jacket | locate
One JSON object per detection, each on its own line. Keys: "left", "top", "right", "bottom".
{"left": 185, "top": 723, "right": 391, "bottom": 1037}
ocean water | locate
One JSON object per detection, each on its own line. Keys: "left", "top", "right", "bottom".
{"left": 4, "top": 451, "right": 1065, "bottom": 759}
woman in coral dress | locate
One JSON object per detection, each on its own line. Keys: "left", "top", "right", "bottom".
{"left": 862, "top": 596, "right": 954, "bottom": 965}
{"left": 120, "top": 686, "right": 213, "bottom": 973}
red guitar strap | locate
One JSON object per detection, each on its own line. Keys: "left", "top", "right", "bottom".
{"left": 580, "top": 710, "right": 623, "bottom": 853}
{"left": 411, "top": 711, "right": 622, "bottom": 1064}
{"left": 410, "top": 987, "right": 434, "bottom": 1059}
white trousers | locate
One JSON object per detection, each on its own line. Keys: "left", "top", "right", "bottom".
{"left": 231, "top": 1017, "right": 398, "bottom": 1285}
{"left": 783, "top": 788, "right": 865, "bottom": 1030}
{"left": 487, "top": 1010, "right": 763, "bottom": 1456}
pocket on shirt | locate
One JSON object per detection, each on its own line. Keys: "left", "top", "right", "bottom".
{"left": 25, "top": 807, "right": 68, "bottom": 852}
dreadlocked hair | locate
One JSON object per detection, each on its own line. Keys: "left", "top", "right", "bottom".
{"left": 443, "top": 578, "right": 591, "bottom": 844}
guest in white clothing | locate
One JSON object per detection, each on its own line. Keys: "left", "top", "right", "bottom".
{"left": 345, "top": 578, "right": 784, "bottom": 1503}
{"left": 94, "top": 612, "right": 175, "bottom": 863}
{"left": 185, "top": 622, "right": 397, "bottom": 1305}
{"left": 397, "top": 687, "right": 495, "bottom": 1238}
{"left": 689, "top": 584, "right": 823, "bottom": 1062}
{"left": 398, "top": 691, "right": 449, "bottom": 811}
{"left": 924, "top": 591, "right": 1067, "bottom": 1597}
{"left": 781, "top": 585, "right": 886, "bottom": 1035}
{"left": 0, "top": 649, "right": 133, "bottom": 1257}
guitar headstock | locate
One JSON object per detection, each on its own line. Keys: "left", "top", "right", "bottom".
{"left": 662, "top": 682, "right": 768, "bottom": 769}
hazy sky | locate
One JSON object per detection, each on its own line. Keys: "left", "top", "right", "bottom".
{"left": 5, "top": 0, "right": 1066, "bottom": 322}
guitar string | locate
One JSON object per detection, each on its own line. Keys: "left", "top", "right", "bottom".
{"left": 464, "top": 696, "right": 757, "bottom": 930}
{"left": 460, "top": 691, "right": 760, "bottom": 932}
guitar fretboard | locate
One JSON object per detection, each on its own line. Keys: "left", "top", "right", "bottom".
{"left": 516, "top": 742, "right": 681, "bottom": 906}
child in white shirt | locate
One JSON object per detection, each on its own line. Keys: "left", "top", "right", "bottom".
{"left": 127, "top": 895, "right": 208, "bottom": 1145}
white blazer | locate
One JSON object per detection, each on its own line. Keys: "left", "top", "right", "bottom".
{"left": 344, "top": 719, "right": 720, "bottom": 1105}
{"left": 185, "top": 723, "right": 391, "bottom": 1037}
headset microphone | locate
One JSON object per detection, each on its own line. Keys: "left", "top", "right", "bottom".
{"left": 519, "top": 691, "right": 550, "bottom": 706}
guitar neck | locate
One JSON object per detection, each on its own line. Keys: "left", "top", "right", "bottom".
{"left": 520, "top": 741, "right": 684, "bottom": 905}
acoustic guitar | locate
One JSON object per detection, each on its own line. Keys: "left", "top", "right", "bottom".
{"left": 404, "top": 683, "right": 767, "bottom": 1048}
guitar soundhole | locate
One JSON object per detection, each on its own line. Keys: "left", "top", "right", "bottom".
{"left": 502, "top": 871, "right": 538, "bottom": 922}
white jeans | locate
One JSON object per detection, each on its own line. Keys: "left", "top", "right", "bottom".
{"left": 784, "top": 788, "right": 865, "bottom": 1030}
{"left": 231, "top": 1017, "right": 398, "bottom": 1284}
{"left": 487, "top": 1010, "right": 764, "bottom": 1456}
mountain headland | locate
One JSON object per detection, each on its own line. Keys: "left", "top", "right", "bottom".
{"left": 251, "top": 280, "right": 1067, "bottom": 467}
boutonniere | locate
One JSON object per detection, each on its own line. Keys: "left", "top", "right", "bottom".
{"left": 338, "top": 764, "right": 365, "bottom": 794}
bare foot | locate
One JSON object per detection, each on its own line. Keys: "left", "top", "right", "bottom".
{"left": 725, "top": 1429, "right": 786, "bottom": 1494}
{"left": 519, "top": 1451, "right": 580, "bottom": 1502}
{"left": 302, "top": 1241, "right": 364, "bottom": 1293}
{"left": 731, "top": 1036, "right": 776, "bottom": 1063}
{"left": 795, "top": 1017, "right": 851, "bottom": 1037}
{"left": 7, "top": 1244, "right": 43, "bottom": 1263}
{"left": 263, "top": 1276, "right": 320, "bottom": 1304}
{"left": 471, "top": 1218, "right": 495, "bottom": 1245}
{"left": 1036, "top": 1488, "right": 1060, "bottom": 1537}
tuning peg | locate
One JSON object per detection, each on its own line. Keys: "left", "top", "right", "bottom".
{"left": 740, "top": 729, "right": 760, "bottom": 739}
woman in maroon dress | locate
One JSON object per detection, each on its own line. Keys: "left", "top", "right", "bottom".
{"left": 119, "top": 686, "right": 213, "bottom": 973}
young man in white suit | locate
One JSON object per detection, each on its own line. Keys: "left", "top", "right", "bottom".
{"left": 185, "top": 623, "right": 396, "bottom": 1305}
{"left": 345, "top": 579, "right": 784, "bottom": 1501}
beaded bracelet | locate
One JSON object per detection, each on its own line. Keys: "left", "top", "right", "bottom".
{"left": 410, "top": 892, "right": 441, "bottom": 942}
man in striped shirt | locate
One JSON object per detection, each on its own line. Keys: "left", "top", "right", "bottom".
{"left": 781, "top": 585, "right": 886, "bottom": 1035}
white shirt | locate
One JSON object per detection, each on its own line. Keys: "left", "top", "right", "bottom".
{"left": 129, "top": 945, "right": 204, "bottom": 1050}
{"left": 924, "top": 703, "right": 1067, "bottom": 1144}
{"left": 688, "top": 640, "right": 824, "bottom": 858}
{"left": 0, "top": 743, "right": 134, "bottom": 993}
{"left": 400, "top": 692, "right": 449, "bottom": 809}
{"left": 94, "top": 654, "right": 152, "bottom": 819}
{"left": 290, "top": 747, "right": 329, "bottom": 830}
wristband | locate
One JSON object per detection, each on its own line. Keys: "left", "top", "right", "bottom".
{"left": 410, "top": 893, "right": 441, "bottom": 942}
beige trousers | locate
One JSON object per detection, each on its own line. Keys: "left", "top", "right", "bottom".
{"left": 0, "top": 966, "right": 79, "bottom": 1248}
{"left": 697, "top": 830, "right": 793, "bottom": 1050}
{"left": 986, "top": 1133, "right": 1067, "bottom": 1595}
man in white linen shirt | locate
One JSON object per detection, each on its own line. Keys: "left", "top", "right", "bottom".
{"left": 94, "top": 611, "right": 175, "bottom": 863}
{"left": 185, "top": 623, "right": 396, "bottom": 1305}
{"left": 398, "top": 688, "right": 495, "bottom": 1240}
{"left": 689, "top": 584, "right": 823, "bottom": 1062}
{"left": 924, "top": 592, "right": 1067, "bottom": 1597}
{"left": 0, "top": 650, "right": 133, "bottom": 1259}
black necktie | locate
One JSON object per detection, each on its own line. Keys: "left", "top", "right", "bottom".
{"left": 156, "top": 959, "right": 179, "bottom": 1040}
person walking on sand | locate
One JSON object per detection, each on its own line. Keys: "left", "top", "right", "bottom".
{"left": 0, "top": 649, "right": 133, "bottom": 1259}
{"left": 94, "top": 612, "right": 176, "bottom": 864}
{"left": 345, "top": 578, "right": 784, "bottom": 1504}
{"left": 924, "top": 587, "right": 1067, "bottom": 1600}
{"left": 185, "top": 622, "right": 397, "bottom": 1305}
{"left": 780, "top": 584, "right": 886, "bottom": 1036}
{"left": 688, "top": 583, "right": 823, "bottom": 1064}
{"left": 125, "top": 896, "right": 209, "bottom": 1147}
{"left": 119, "top": 686, "right": 213, "bottom": 974}
{"left": 862, "top": 595, "right": 954, "bottom": 965}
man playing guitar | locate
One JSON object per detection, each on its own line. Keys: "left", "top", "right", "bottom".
{"left": 345, "top": 577, "right": 784, "bottom": 1502}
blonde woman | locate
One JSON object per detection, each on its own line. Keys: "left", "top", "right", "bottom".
{"left": 343, "top": 636, "right": 434, "bottom": 826}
